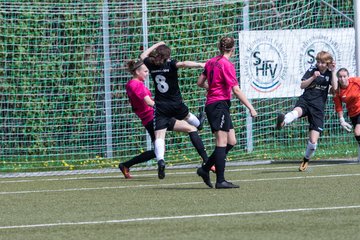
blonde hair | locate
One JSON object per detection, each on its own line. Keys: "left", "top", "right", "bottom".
{"left": 316, "top": 51, "right": 333, "bottom": 64}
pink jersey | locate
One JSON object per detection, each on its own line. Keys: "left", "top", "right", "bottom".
{"left": 203, "top": 56, "right": 239, "bottom": 105}
{"left": 125, "top": 79, "right": 154, "bottom": 126}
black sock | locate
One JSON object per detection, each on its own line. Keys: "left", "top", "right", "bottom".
{"left": 189, "top": 131, "right": 208, "bottom": 163}
{"left": 226, "top": 144, "right": 234, "bottom": 154}
{"left": 209, "top": 146, "right": 226, "bottom": 183}
{"left": 123, "top": 150, "right": 156, "bottom": 168}
{"left": 203, "top": 153, "right": 215, "bottom": 171}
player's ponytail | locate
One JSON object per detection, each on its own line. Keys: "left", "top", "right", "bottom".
{"left": 148, "top": 45, "right": 171, "bottom": 66}
{"left": 218, "top": 36, "right": 235, "bottom": 54}
{"left": 127, "top": 60, "right": 144, "bottom": 75}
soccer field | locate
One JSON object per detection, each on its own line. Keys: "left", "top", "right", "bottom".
{"left": 1, "top": 161, "right": 359, "bottom": 240}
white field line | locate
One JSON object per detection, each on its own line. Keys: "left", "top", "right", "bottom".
{"left": 1, "top": 163, "right": 358, "bottom": 184}
{"left": 1, "top": 173, "right": 360, "bottom": 195}
{"left": 0, "top": 205, "right": 359, "bottom": 230}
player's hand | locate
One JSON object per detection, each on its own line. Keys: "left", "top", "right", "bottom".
{"left": 339, "top": 117, "right": 352, "bottom": 132}
{"left": 329, "top": 86, "right": 335, "bottom": 96}
{"left": 250, "top": 109, "right": 257, "bottom": 118}
{"left": 313, "top": 71, "right": 321, "bottom": 78}
{"left": 328, "top": 61, "right": 336, "bottom": 71}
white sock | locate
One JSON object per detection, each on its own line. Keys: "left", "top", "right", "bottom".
{"left": 304, "top": 141, "right": 317, "bottom": 160}
{"left": 154, "top": 138, "right": 165, "bottom": 161}
{"left": 186, "top": 113, "right": 200, "bottom": 127}
{"left": 284, "top": 110, "right": 299, "bottom": 125}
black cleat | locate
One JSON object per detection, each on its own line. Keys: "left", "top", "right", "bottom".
{"left": 197, "top": 167, "right": 213, "bottom": 188}
{"left": 197, "top": 109, "right": 206, "bottom": 131}
{"left": 157, "top": 160, "right": 166, "bottom": 179}
{"left": 215, "top": 181, "right": 239, "bottom": 189}
{"left": 119, "top": 163, "right": 132, "bottom": 179}
{"left": 275, "top": 113, "right": 285, "bottom": 130}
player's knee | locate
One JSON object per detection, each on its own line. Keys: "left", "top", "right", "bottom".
{"left": 228, "top": 138, "right": 236, "bottom": 146}
{"left": 187, "top": 125, "right": 197, "bottom": 133}
{"left": 190, "top": 125, "right": 197, "bottom": 132}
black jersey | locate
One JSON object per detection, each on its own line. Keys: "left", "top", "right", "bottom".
{"left": 144, "top": 58, "right": 183, "bottom": 104}
{"left": 300, "top": 65, "right": 332, "bottom": 109}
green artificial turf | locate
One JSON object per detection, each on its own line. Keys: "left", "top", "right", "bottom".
{"left": 1, "top": 161, "right": 359, "bottom": 240}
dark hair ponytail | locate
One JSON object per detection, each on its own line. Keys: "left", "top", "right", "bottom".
{"left": 127, "top": 60, "right": 143, "bottom": 75}
{"left": 218, "top": 36, "right": 235, "bottom": 54}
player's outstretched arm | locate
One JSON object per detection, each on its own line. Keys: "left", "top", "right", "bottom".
{"left": 232, "top": 85, "right": 257, "bottom": 117}
{"left": 139, "top": 41, "right": 165, "bottom": 60}
{"left": 176, "top": 61, "right": 205, "bottom": 69}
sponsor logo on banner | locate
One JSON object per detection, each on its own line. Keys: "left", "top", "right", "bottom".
{"left": 243, "top": 36, "right": 288, "bottom": 92}
{"left": 239, "top": 28, "right": 355, "bottom": 99}
{"left": 299, "top": 34, "right": 341, "bottom": 76}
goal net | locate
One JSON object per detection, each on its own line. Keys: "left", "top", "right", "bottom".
{"left": 0, "top": 0, "right": 356, "bottom": 173}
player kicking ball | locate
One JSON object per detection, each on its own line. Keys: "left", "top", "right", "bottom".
{"left": 276, "top": 51, "right": 338, "bottom": 171}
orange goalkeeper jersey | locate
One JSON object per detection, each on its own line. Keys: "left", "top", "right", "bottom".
{"left": 333, "top": 77, "right": 360, "bottom": 117}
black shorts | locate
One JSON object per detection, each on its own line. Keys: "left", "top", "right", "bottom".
{"left": 205, "top": 100, "right": 233, "bottom": 133}
{"left": 295, "top": 98, "right": 324, "bottom": 132}
{"left": 350, "top": 113, "right": 360, "bottom": 127}
{"left": 144, "top": 119, "right": 175, "bottom": 141}
{"left": 154, "top": 102, "right": 188, "bottom": 130}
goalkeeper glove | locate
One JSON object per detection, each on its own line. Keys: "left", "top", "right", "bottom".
{"left": 339, "top": 117, "right": 353, "bottom": 132}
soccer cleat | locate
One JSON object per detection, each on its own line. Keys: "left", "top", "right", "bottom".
{"left": 119, "top": 163, "right": 132, "bottom": 179}
{"left": 197, "top": 167, "right": 213, "bottom": 188}
{"left": 197, "top": 109, "right": 206, "bottom": 131}
{"left": 157, "top": 159, "right": 166, "bottom": 179}
{"left": 210, "top": 165, "right": 216, "bottom": 173}
{"left": 275, "top": 113, "right": 285, "bottom": 130}
{"left": 215, "top": 181, "right": 239, "bottom": 189}
{"left": 299, "top": 157, "right": 309, "bottom": 172}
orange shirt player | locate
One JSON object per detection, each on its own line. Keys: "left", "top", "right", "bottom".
{"left": 333, "top": 68, "right": 360, "bottom": 162}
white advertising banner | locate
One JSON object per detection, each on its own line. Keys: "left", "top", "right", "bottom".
{"left": 238, "top": 28, "right": 356, "bottom": 99}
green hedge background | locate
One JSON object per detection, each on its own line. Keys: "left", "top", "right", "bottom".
{"left": 0, "top": 0, "right": 356, "bottom": 172}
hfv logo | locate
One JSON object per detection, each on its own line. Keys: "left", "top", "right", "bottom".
{"left": 244, "top": 37, "right": 287, "bottom": 93}
{"left": 253, "top": 52, "right": 278, "bottom": 79}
